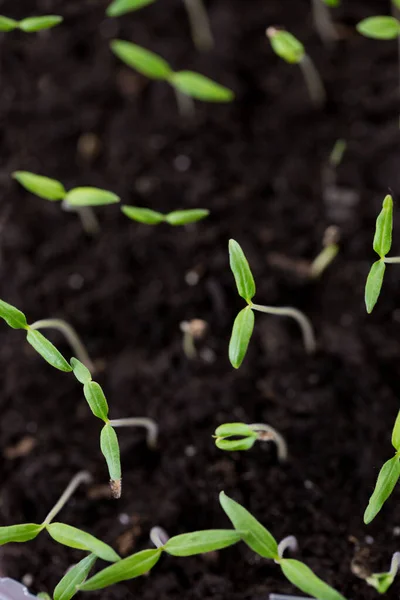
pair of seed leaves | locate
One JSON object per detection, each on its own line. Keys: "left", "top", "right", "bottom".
{"left": 364, "top": 411, "right": 400, "bottom": 525}
{"left": 106, "top": 0, "right": 155, "bottom": 17}
{"left": 214, "top": 422, "right": 259, "bottom": 451}
{"left": 365, "top": 195, "right": 394, "bottom": 313}
{"left": 110, "top": 39, "right": 234, "bottom": 102}
{"left": 19, "top": 493, "right": 343, "bottom": 599}
{"left": 0, "top": 15, "right": 62, "bottom": 32}
{"left": 357, "top": 15, "right": 400, "bottom": 40}
{"left": 13, "top": 171, "right": 209, "bottom": 227}
{"left": 0, "top": 299, "right": 121, "bottom": 495}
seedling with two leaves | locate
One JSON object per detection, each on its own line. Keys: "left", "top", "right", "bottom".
{"left": 228, "top": 239, "right": 316, "bottom": 369}
{"left": 364, "top": 195, "right": 400, "bottom": 313}
{"left": 364, "top": 411, "right": 400, "bottom": 524}
{"left": 122, "top": 206, "right": 209, "bottom": 226}
{"left": 110, "top": 40, "right": 234, "bottom": 117}
{"left": 0, "top": 299, "right": 158, "bottom": 497}
{"left": 214, "top": 422, "right": 288, "bottom": 462}
{"left": 0, "top": 15, "right": 62, "bottom": 32}
{"left": 266, "top": 28, "right": 326, "bottom": 107}
{"left": 13, "top": 171, "right": 120, "bottom": 236}
{"left": 365, "top": 552, "right": 400, "bottom": 594}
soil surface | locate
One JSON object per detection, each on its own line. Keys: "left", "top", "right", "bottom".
{"left": 0, "top": 0, "right": 399, "bottom": 598}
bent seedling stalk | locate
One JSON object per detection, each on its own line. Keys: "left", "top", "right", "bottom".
{"left": 228, "top": 239, "right": 316, "bottom": 368}
{"left": 311, "top": 0, "right": 339, "bottom": 45}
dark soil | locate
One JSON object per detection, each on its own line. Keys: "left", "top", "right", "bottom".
{"left": 0, "top": 0, "right": 399, "bottom": 598}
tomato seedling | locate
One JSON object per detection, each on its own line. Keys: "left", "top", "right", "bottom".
{"left": 214, "top": 422, "right": 288, "bottom": 461}
{"left": 121, "top": 206, "right": 209, "bottom": 226}
{"left": 0, "top": 15, "right": 63, "bottom": 32}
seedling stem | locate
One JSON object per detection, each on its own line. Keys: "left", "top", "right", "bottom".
{"left": 109, "top": 418, "right": 158, "bottom": 448}
{"left": 277, "top": 535, "right": 299, "bottom": 560}
{"left": 182, "top": 0, "right": 214, "bottom": 52}
{"left": 299, "top": 54, "right": 327, "bottom": 108}
{"left": 311, "top": 0, "right": 338, "bottom": 44}
{"left": 43, "top": 471, "right": 92, "bottom": 526}
{"left": 249, "top": 423, "right": 288, "bottom": 461}
{"left": 150, "top": 526, "right": 170, "bottom": 548}
{"left": 173, "top": 87, "right": 196, "bottom": 119}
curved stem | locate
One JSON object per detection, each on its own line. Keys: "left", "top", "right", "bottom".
{"left": 150, "top": 526, "right": 170, "bottom": 548}
{"left": 250, "top": 303, "right": 317, "bottom": 354}
{"left": 277, "top": 535, "right": 298, "bottom": 560}
{"left": 248, "top": 423, "right": 288, "bottom": 462}
{"left": 29, "top": 319, "right": 95, "bottom": 373}
{"left": 299, "top": 55, "right": 326, "bottom": 108}
{"left": 43, "top": 471, "right": 92, "bottom": 525}
{"left": 182, "top": 0, "right": 214, "bottom": 52}
{"left": 108, "top": 418, "right": 158, "bottom": 449}
{"left": 311, "top": 0, "right": 338, "bottom": 45}
{"left": 384, "top": 256, "right": 400, "bottom": 263}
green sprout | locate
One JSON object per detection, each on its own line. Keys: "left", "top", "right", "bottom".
{"left": 364, "top": 411, "right": 400, "bottom": 524}
{"left": 121, "top": 206, "right": 209, "bottom": 226}
{"left": 311, "top": 0, "right": 339, "bottom": 45}
{"left": 366, "top": 552, "right": 400, "bottom": 593}
{"left": 228, "top": 239, "right": 316, "bottom": 369}
{"left": 0, "top": 299, "right": 158, "bottom": 496}
{"left": 309, "top": 225, "right": 340, "bottom": 279}
{"left": 214, "top": 422, "right": 288, "bottom": 461}
{"left": 13, "top": 171, "right": 120, "bottom": 235}
{"left": 110, "top": 40, "right": 234, "bottom": 117}
{"left": 364, "top": 195, "right": 400, "bottom": 313}
{"left": 357, "top": 15, "right": 400, "bottom": 40}
{"left": 106, "top": 0, "right": 156, "bottom": 17}
{"left": 266, "top": 27, "right": 326, "bottom": 107}
{"left": 0, "top": 15, "right": 63, "bottom": 32}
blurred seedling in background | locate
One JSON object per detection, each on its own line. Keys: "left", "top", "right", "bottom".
{"left": 357, "top": 14, "right": 400, "bottom": 40}
{"left": 214, "top": 422, "right": 288, "bottom": 461}
{"left": 266, "top": 27, "right": 326, "bottom": 107}
{"left": 110, "top": 40, "right": 234, "bottom": 118}
{"left": 122, "top": 206, "right": 209, "bottom": 226}
{"left": 106, "top": 0, "right": 213, "bottom": 52}
{"left": 365, "top": 552, "right": 400, "bottom": 593}
{"left": 180, "top": 319, "right": 208, "bottom": 359}
{"left": 364, "top": 411, "right": 400, "bottom": 524}
{"left": 228, "top": 239, "right": 316, "bottom": 369}
{"left": 13, "top": 171, "right": 120, "bottom": 235}
{"left": 364, "top": 195, "right": 400, "bottom": 313}
{"left": 309, "top": 225, "right": 340, "bottom": 279}
{"left": 0, "top": 15, "right": 62, "bottom": 32}
{"left": 311, "top": 0, "right": 339, "bottom": 45}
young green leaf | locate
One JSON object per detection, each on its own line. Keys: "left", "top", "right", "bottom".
{"left": 54, "top": 554, "right": 97, "bottom": 600}
{"left": 83, "top": 382, "right": 109, "bottom": 421}
{"left": 110, "top": 40, "right": 172, "bottom": 80}
{"left": 367, "top": 572, "right": 395, "bottom": 594}
{"left": 100, "top": 425, "right": 122, "bottom": 497}
{"left": 229, "top": 307, "right": 255, "bottom": 369}
{"left": 229, "top": 239, "right": 256, "bottom": 302}
{"left": 121, "top": 206, "right": 165, "bottom": 225}
{"left": 219, "top": 492, "right": 279, "bottom": 559}
{"left": 365, "top": 260, "right": 386, "bottom": 313}
{"left": 164, "top": 530, "right": 241, "bottom": 556}
{"left": 18, "top": 16, "right": 63, "bottom": 32}
{"left": 392, "top": 412, "right": 400, "bottom": 451}
{"left": 215, "top": 423, "right": 257, "bottom": 451}
{"left": 170, "top": 72, "right": 234, "bottom": 102}
{"left": 322, "top": 0, "right": 340, "bottom": 6}
{"left": 70, "top": 357, "right": 92, "bottom": 385}
{"left": 65, "top": 188, "right": 120, "bottom": 207}
{"left": 37, "top": 594, "right": 52, "bottom": 600}
{"left": 357, "top": 16, "right": 400, "bottom": 40}
{"left": 280, "top": 559, "right": 346, "bottom": 600}
{"left": 0, "top": 16, "right": 18, "bottom": 31}
{"left": 373, "top": 195, "right": 393, "bottom": 257}
{"left": 80, "top": 549, "right": 162, "bottom": 590}
{"left": 13, "top": 171, "right": 66, "bottom": 201}
{"left": 0, "top": 524, "right": 43, "bottom": 545}
{"left": 216, "top": 436, "right": 256, "bottom": 452}
{"left": 26, "top": 329, "right": 72, "bottom": 372}
{"left": 164, "top": 209, "right": 210, "bottom": 225}
{"left": 0, "top": 299, "right": 28, "bottom": 329}
{"left": 106, "top": 0, "right": 156, "bottom": 17}
{"left": 267, "top": 29, "right": 305, "bottom": 64}
{"left": 46, "top": 524, "right": 120, "bottom": 563}
{"left": 215, "top": 423, "right": 256, "bottom": 438}
{"left": 364, "top": 455, "right": 400, "bottom": 524}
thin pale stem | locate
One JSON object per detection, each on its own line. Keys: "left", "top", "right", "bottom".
{"left": 299, "top": 54, "right": 326, "bottom": 108}
{"left": 277, "top": 535, "right": 298, "bottom": 560}
{"left": 183, "top": 331, "right": 197, "bottom": 359}
{"left": 76, "top": 207, "right": 101, "bottom": 236}
{"left": 108, "top": 418, "right": 158, "bottom": 449}
{"left": 173, "top": 87, "right": 196, "bottom": 120}
{"left": 389, "top": 552, "right": 400, "bottom": 578}
{"left": 311, "top": 0, "right": 338, "bottom": 45}
{"left": 43, "top": 471, "right": 92, "bottom": 525}
{"left": 248, "top": 423, "right": 288, "bottom": 462}
{"left": 384, "top": 257, "right": 400, "bottom": 263}
{"left": 250, "top": 303, "right": 317, "bottom": 354}
{"left": 150, "top": 526, "right": 170, "bottom": 548}
{"left": 29, "top": 319, "right": 95, "bottom": 373}
{"left": 309, "top": 244, "right": 339, "bottom": 278}
{"left": 182, "top": 0, "right": 214, "bottom": 52}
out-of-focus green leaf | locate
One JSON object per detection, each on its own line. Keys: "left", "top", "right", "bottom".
{"left": 13, "top": 171, "right": 66, "bottom": 201}
{"left": 170, "top": 71, "right": 234, "bottom": 102}
{"left": 110, "top": 40, "right": 172, "bottom": 80}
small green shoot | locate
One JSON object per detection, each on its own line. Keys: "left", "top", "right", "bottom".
{"left": 266, "top": 27, "right": 326, "bottom": 107}
{"left": 214, "top": 422, "right": 288, "bottom": 461}
{"left": 228, "top": 239, "right": 316, "bottom": 368}
{"left": 110, "top": 40, "right": 234, "bottom": 116}
{"left": 309, "top": 225, "right": 340, "bottom": 279}
{"left": 364, "top": 411, "right": 400, "bottom": 523}
{"left": 106, "top": 0, "right": 156, "bottom": 17}
{"left": 364, "top": 195, "right": 400, "bottom": 313}
{"left": 122, "top": 206, "right": 209, "bottom": 226}
{"left": 0, "top": 15, "right": 62, "bottom": 32}
{"left": 366, "top": 552, "right": 400, "bottom": 593}
{"left": 357, "top": 16, "right": 400, "bottom": 39}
